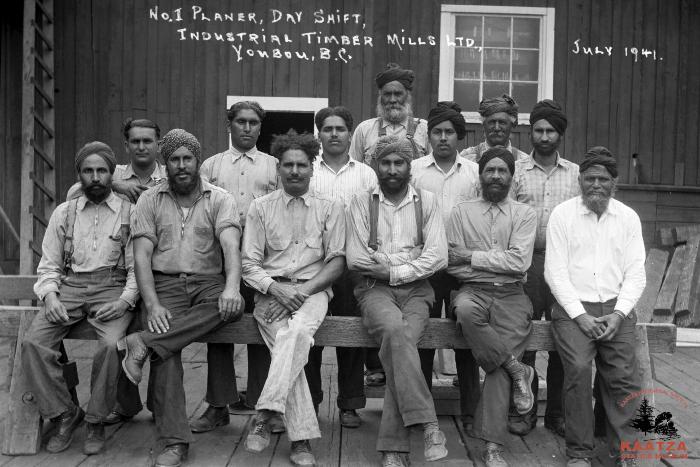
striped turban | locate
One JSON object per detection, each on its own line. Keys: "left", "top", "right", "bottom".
{"left": 374, "top": 135, "right": 414, "bottom": 163}
{"left": 159, "top": 129, "right": 201, "bottom": 161}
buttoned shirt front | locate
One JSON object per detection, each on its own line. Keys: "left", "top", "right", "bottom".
{"left": 447, "top": 197, "right": 536, "bottom": 284}
{"left": 346, "top": 185, "right": 447, "bottom": 286}
{"left": 460, "top": 140, "right": 529, "bottom": 164}
{"left": 511, "top": 153, "right": 581, "bottom": 250}
{"left": 133, "top": 180, "right": 240, "bottom": 275}
{"left": 411, "top": 154, "right": 480, "bottom": 224}
{"left": 66, "top": 162, "right": 167, "bottom": 200}
{"left": 242, "top": 189, "right": 346, "bottom": 294}
{"left": 34, "top": 192, "right": 138, "bottom": 305}
{"left": 200, "top": 147, "right": 279, "bottom": 226}
{"left": 310, "top": 156, "right": 378, "bottom": 208}
{"left": 544, "top": 196, "right": 646, "bottom": 319}
{"left": 349, "top": 116, "right": 429, "bottom": 162}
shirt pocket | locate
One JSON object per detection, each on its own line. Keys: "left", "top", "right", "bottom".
{"left": 194, "top": 225, "right": 215, "bottom": 253}
{"left": 156, "top": 224, "right": 174, "bottom": 251}
{"left": 107, "top": 237, "right": 123, "bottom": 263}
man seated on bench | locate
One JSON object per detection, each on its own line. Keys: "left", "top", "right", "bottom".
{"left": 23, "top": 142, "right": 137, "bottom": 455}
{"left": 241, "top": 131, "right": 345, "bottom": 466}
{"left": 447, "top": 147, "right": 537, "bottom": 467}
{"left": 118, "top": 129, "right": 244, "bottom": 467}
{"left": 346, "top": 135, "right": 449, "bottom": 467}
{"left": 544, "top": 147, "right": 646, "bottom": 467}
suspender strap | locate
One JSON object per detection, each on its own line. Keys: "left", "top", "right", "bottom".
{"left": 62, "top": 199, "right": 79, "bottom": 273}
{"left": 368, "top": 192, "right": 380, "bottom": 251}
{"left": 414, "top": 191, "right": 423, "bottom": 246}
{"left": 377, "top": 117, "right": 386, "bottom": 137}
{"left": 406, "top": 118, "right": 418, "bottom": 138}
{"left": 112, "top": 198, "right": 132, "bottom": 270}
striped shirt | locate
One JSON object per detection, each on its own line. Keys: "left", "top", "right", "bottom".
{"left": 65, "top": 162, "right": 167, "bottom": 200}
{"left": 510, "top": 153, "right": 581, "bottom": 250}
{"left": 242, "top": 189, "right": 346, "bottom": 294}
{"left": 460, "top": 140, "right": 529, "bottom": 164}
{"left": 200, "top": 147, "right": 279, "bottom": 226}
{"left": 346, "top": 185, "right": 447, "bottom": 286}
{"left": 447, "top": 197, "right": 537, "bottom": 284}
{"left": 349, "top": 116, "right": 429, "bottom": 162}
{"left": 545, "top": 197, "right": 646, "bottom": 319}
{"left": 310, "top": 156, "right": 377, "bottom": 207}
{"left": 411, "top": 154, "right": 480, "bottom": 224}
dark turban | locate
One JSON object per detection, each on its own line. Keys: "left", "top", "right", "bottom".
{"left": 427, "top": 101, "right": 467, "bottom": 140}
{"left": 375, "top": 63, "right": 414, "bottom": 90}
{"left": 529, "top": 99, "right": 568, "bottom": 135}
{"left": 478, "top": 94, "right": 519, "bottom": 124}
{"left": 579, "top": 146, "right": 618, "bottom": 178}
{"left": 374, "top": 135, "right": 414, "bottom": 163}
{"left": 75, "top": 141, "right": 116, "bottom": 174}
{"left": 478, "top": 147, "right": 515, "bottom": 175}
{"left": 160, "top": 129, "right": 202, "bottom": 162}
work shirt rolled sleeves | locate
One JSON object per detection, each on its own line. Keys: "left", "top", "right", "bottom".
{"left": 346, "top": 186, "right": 447, "bottom": 285}
{"left": 34, "top": 192, "right": 138, "bottom": 306}
{"left": 447, "top": 198, "right": 537, "bottom": 284}
{"left": 511, "top": 154, "right": 580, "bottom": 250}
{"left": 242, "top": 190, "right": 346, "bottom": 294}
{"left": 132, "top": 180, "right": 240, "bottom": 275}
{"left": 200, "top": 147, "right": 279, "bottom": 225}
{"left": 544, "top": 197, "right": 646, "bottom": 319}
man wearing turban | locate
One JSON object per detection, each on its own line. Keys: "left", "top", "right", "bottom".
{"left": 118, "top": 129, "right": 245, "bottom": 467}
{"left": 461, "top": 94, "right": 529, "bottom": 164}
{"left": 411, "top": 101, "right": 482, "bottom": 435}
{"left": 193, "top": 101, "right": 282, "bottom": 435}
{"left": 346, "top": 135, "right": 449, "bottom": 466}
{"left": 23, "top": 142, "right": 137, "bottom": 455}
{"left": 545, "top": 147, "right": 645, "bottom": 467}
{"left": 447, "top": 147, "right": 538, "bottom": 467}
{"left": 508, "top": 99, "right": 579, "bottom": 437}
{"left": 349, "top": 63, "right": 430, "bottom": 170}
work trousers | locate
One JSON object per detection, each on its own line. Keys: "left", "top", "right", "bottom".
{"left": 552, "top": 301, "right": 641, "bottom": 459}
{"left": 355, "top": 279, "right": 437, "bottom": 453}
{"left": 139, "top": 273, "right": 229, "bottom": 446}
{"left": 305, "top": 269, "right": 366, "bottom": 410}
{"left": 451, "top": 282, "right": 532, "bottom": 445}
{"left": 519, "top": 250, "right": 564, "bottom": 422}
{"left": 22, "top": 270, "right": 133, "bottom": 424}
{"left": 254, "top": 292, "right": 328, "bottom": 441}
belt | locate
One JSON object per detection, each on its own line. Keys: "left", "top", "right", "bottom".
{"left": 153, "top": 271, "right": 196, "bottom": 279}
{"left": 462, "top": 281, "right": 520, "bottom": 288}
{"left": 272, "top": 276, "right": 308, "bottom": 284}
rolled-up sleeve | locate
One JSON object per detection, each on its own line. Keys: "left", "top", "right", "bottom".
{"left": 471, "top": 206, "right": 536, "bottom": 274}
{"left": 132, "top": 191, "right": 158, "bottom": 244}
{"left": 34, "top": 203, "right": 69, "bottom": 301}
{"left": 241, "top": 200, "right": 274, "bottom": 294}
{"left": 322, "top": 199, "right": 346, "bottom": 263}
{"left": 345, "top": 193, "right": 377, "bottom": 272}
{"left": 119, "top": 205, "right": 140, "bottom": 306}
{"left": 615, "top": 211, "right": 646, "bottom": 315}
{"left": 213, "top": 191, "right": 241, "bottom": 238}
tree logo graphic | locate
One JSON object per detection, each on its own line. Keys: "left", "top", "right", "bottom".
{"left": 629, "top": 397, "right": 679, "bottom": 439}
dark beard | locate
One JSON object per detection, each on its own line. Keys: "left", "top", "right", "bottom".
{"left": 82, "top": 183, "right": 110, "bottom": 203}
{"left": 378, "top": 174, "right": 411, "bottom": 195}
{"left": 481, "top": 179, "right": 511, "bottom": 203}
{"left": 168, "top": 171, "right": 199, "bottom": 195}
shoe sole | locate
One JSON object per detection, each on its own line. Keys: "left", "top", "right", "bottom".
{"left": 154, "top": 453, "right": 187, "bottom": 467}
{"left": 425, "top": 446, "right": 448, "bottom": 462}
{"left": 244, "top": 436, "right": 270, "bottom": 453}
{"left": 117, "top": 338, "right": 140, "bottom": 385}
{"left": 515, "top": 367, "right": 535, "bottom": 415}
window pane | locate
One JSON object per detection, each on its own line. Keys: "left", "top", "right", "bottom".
{"left": 512, "top": 50, "right": 539, "bottom": 82}
{"left": 483, "top": 16, "right": 510, "bottom": 47}
{"left": 455, "top": 48, "right": 481, "bottom": 79}
{"left": 513, "top": 18, "right": 539, "bottom": 48}
{"left": 455, "top": 15, "right": 482, "bottom": 42}
{"left": 454, "top": 80, "right": 480, "bottom": 111}
{"left": 483, "top": 81, "right": 510, "bottom": 100}
{"left": 512, "top": 83, "right": 538, "bottom": 112}
{"left": 483, "top": 49, "right": 510, "bottom": 81}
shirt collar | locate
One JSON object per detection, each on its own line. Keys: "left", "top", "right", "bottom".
{"left": 479, "top": 196, "right": 510, "bottom": 215}
{"left": 524, "top": 152, "right": 568, "bottom": 171}
{"left": 426, "top": 153, "right": 462, "bottom": 173}
{"left": 380, "top": 116, "right": 409, "bottom": 129}
{"left": 318, "top": 154, "right": 354, "bottom": 173}
{"left": 77, "top": 191, "right": 121, "bottom": 212}
{"left": 374, "top": 184, "right": 419, "bottom": 209}
{"left": 228, "top": 146, "right": 258, "bottom": 162}
{"left": 121, "top": 161, "right": 166, "bottom": 181}
{"left": 281, "top": 189, "right": 312, "bottom": 207}
{"left": 578, "top": 196, "right": 618, "bottom": 217}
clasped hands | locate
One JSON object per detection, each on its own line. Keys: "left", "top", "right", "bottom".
{"left": 574, "top": 312, "right": 624, "bottom": 341}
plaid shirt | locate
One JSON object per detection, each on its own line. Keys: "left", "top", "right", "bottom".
{"left": 510, "top": 153, "right": 580, "bottom": 250}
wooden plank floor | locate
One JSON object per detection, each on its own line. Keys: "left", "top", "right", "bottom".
{"left": 0, "top": 339, "right": 697, "bottom": 466}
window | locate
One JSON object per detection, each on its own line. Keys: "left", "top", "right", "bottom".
{"left": 438, "top": 6, "right": 555, "bottom": 123}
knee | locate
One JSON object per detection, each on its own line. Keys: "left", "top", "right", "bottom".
{"left": 378, "top": 321, "right": 405, "bottom": 342}
{"left": 565, "top": 358, "right": 591, "bottom": 380}
{"left": 453, "top": 301, "right": 481, "bottom": 329}
{"left": 97, "top": 334, "right": 122, "bottom": 351}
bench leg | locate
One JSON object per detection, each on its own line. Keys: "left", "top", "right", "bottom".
{"left": 2, "top": 309, "right": 42, "bottom": 455}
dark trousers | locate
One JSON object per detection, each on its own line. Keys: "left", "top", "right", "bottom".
{"left": 355, "top": 279, "right": 437, "bottom": 453}
{"left": 22, "top": 270, "right": 133, "bottom": 424}
{"left": 520, "top": 251, "right": 564, "bottom": 421}
{"left": 304, "top": 270, "right": 366, "bottom": 410}
{"left": 552, "top": 301, "right": 641, "bottom": 459}
{"left": 452, "top": 282, "right": 532, "bottom": 445}
{"left": 114, "top": 302, "right": 153, "bottom": 416}
{"left": 139, "top": 273, "right": 229, "bottom": 446}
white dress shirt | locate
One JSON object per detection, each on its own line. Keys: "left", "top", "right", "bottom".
{"left": 544, "top": 196, "right": 646, "bottom": 319}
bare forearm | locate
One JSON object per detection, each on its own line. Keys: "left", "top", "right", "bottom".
{"left": 299, "top": 256, "right": 345, "bottom": 296}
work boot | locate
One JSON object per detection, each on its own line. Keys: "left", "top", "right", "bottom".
{"left": 566, "top": 458, "right": 592, "bottom": 467}
{"left": 190, "top": 405, "right": 230, "bottom": 433}
{"left": 83, "top": 422, "right": 105, "bottom": 455}
{"left": 154, "top": 443, "right": 188, "bottom": 467}
{"left": 508, "top": 411, "right": 537, "bottom": 435}
{"left": 245, "top": 417, "right": 271, "bottom": 452}
{"left": 103, "top": 410, "right": 133, "bottom": 425}
{"left": 483, "top": 442, "right": 508, "bottom": 467}
{"left": 270, "top": 413, "right": 286, "bottom": 434}
{"left": 503, "top": 358, "right": 534, "bottom": 415}
{"left": 46, "top": 406, "right": 85, "bottom": 453}
{"left": 290, "top": 440, "right": 316, "bottom": 466}
{"left": 339, "top": 409, "right": 362, "bottom": 428}
{"left": 117, "top": 332, "right": 150, "bottom": 385}
{"left": 423, "top": 422, "right": 448, "bottom": 461}
{"left": 382, "top": 451, "right": 409, "bottom": 466}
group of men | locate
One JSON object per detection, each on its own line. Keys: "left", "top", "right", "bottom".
{"left": 24, "top": 63, "right": 646, "bottom": 467}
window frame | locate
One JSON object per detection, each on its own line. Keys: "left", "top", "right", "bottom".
{"left": 438, "top": 5, "right": 555, "bottom": 124}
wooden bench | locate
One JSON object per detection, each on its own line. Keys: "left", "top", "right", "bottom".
{"left": 0, "top": 275, "right": 677, "bottom": 455}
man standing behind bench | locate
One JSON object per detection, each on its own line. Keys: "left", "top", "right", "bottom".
{"left": 118, "top": 129, "right": 244, "bottom": 467}
{"left": 242, "top": 131, "right": 346, "bottom": 467}
{"left": 24, "top": 142, "right": 137, "bottom": 455}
